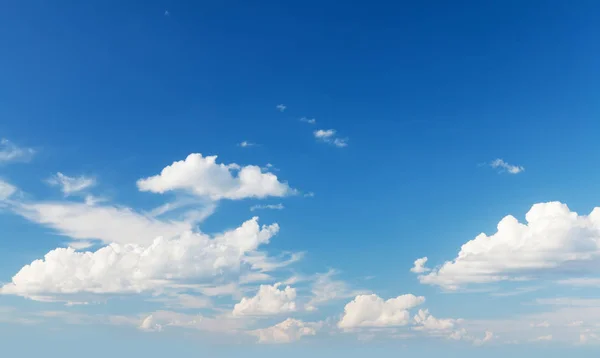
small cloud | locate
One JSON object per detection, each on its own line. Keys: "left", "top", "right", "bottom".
{"left": 238, "top": 141, "right": 256, "bottom": 148}
{"left": 489, "top": 158, "right": 524, "bottom": 174}
{"left": 47, "top": 172, "right": 96, "bottom": 196}
{"left": 532, "top": 334, "right": 553, "bottom": 342}
{"left": 410, "top": 257, "right": 430, "bottom": 274}
{"left": 303, "top": 192, "right": 315, "bottom": 198}
{"left": 300, "top": 117, "right": 316, "bottom": 124}
{"left": 314, "top": 129, "right": 348, "bottom": 148}
{"left": 276, "top": 104, "right": 287, "bottom": 112}
{"left": 0, "top": 138, "right": 35, "bottom": 163}
{"left": 262, "top": 163, "right": 279, "bottom": 172}
{"left": 250, "top": 203, "right": 285, "bottom": 212}
{"left": 164, "top": 10, "right": 170, "bottom": 16}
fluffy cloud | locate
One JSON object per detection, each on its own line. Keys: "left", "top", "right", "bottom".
{"left": 233, "top": 283, "right": 297, "bottom": 316}
{"left": 413, "top": 309, "right": 460, "bottom": 331}
{"left": 0, "top": 138, "right": 35, "bottom": 163}
{"left": 1, "top": 217, "right": 280, "bottom": 299}
{"left": 414, "top": 202, "right": 600, "bottom": 290}
{"left": 338, "top": 294, "right": 425, "bottom": 329}
{"left": 489, "top": 158, "right": 524, "bottom": 174}
{"left": 313, "top": 129, "right": 348, "bottom": 148}
{"left": 47, "top": 172, "right": 95, "bottom": 196}
{"left": 410, "top": 257, "right": 430, "bottom": 274}
{"left": 137, "top": 153, "right": 294, "bottom": 200}
{"left": 250, "top": 318, "right": 318, "bottom": 344}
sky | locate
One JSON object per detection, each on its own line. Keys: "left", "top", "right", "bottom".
{"left": 1, "top": 0, "right": 600, "bottom": 356}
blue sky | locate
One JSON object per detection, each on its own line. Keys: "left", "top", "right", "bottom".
{"left": 1, "top": 0, "right": 600, "bottom": 356}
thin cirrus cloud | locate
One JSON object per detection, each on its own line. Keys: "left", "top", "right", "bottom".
{"left": 238, "top": 141, "right": 256, "bottom": 148}
{"left": 0, "top": 138, "right": 35, "bottom": 163}
{"left": 489, "top": 158, "right": 524, "bottom": 174}
{"left": 412, "top": 201, "right": 600, "bottom": 290}
{"left": 250, "top": 203, "right": 284, "bottom": 212}
{"left": 313, "top": 129, "right": 348, "bottom": 148}
{"left": 276, "top": 104, "right": 287, "bottom": 112}
{"left": 300, "top": 117, "right": 316, "bottom": 124}
{"left": 136, "top": 153, "right": 295, "bottom": 200}
{"left": 46, "top": 172, "right": 96, "bottom": 196}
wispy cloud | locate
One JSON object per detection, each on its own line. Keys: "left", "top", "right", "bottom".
{"left": 300, "top": 117, "right": 316, "bottom": 124}
{"left": 276, "top": 104, "right": 287, "bottom": 112}
{"left": 0, "top": 139, "right": 35, "bottom": 163}
{"left": 250, "top": 203, "right": 284, "bottom": 212}
{"left": 46, "top": 172, "right": 96, "bottom": 196}
{"left": 238, "top": 141, "right": 256, "bottom": 148}
{"left": 489, "top": 159, "right": 524, "bottom": 174}
{"left": 164, "top": 10, "right": 170, "bottom": 16}
{"left": 314, "top": 129, "right": 348, "bottom": 148}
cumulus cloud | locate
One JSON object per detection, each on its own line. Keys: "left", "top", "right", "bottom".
{"left": 233, "top": 283, "right": 297, "bottom": 316}
{"left": 489, "top": 159, "right": 524, "bottom": 174}
{"left": 314, "top": 129, "right": 348, "bottom": 148}
{"left": 0, "top": 138, "right": 35, "bottom": 163}
{"left": 276, "top": 104, "right": 287, "bottom": 112}
{"left": 410, "top": 257, "right": 430, "bottom": 274}
{"left": 338, "top": 294, "right": 425, "bottom": 329}
{"left": 47, "top": 172, "right": 95, "bottom": 196}
{"left": 250, "top": 203, "right": 284, "bottom": 212}
{"left": 250, "top": 318, "right": 318, "bottom": 344}
{"left": 413, "top": 309, "right": 460, "bottom": 331}
{"left": 1, "top": 217, "right": 280, "bottom": 300}
{"left": 137, "top": 153, "right": 294, "bottom": 200}
{"left": 414, "top": 202, "right": 600, "bottom": 290}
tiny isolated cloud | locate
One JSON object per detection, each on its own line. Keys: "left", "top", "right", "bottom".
{"left": 250, "top": 318, "right": 319, "bottom": 344}
{"left": 313, "top": 129, "right": 348, "bottom": 148}
{"left": 250, "top": 203, "right": 284, "bottom": 212}
{"left": 338, "top": 293, "right": 425, "bottom": 329}
{"left": 0, "top": 138, "right": 35, "bottom": 163}
{"left": 238, "top": 141, "right": 256, "bottom": 148}
{"left": 300, "top": 117, "right": 316, "bottom": 124}
{"left": 489, "top": 158, "right": 524, "bottom": 174}
{"left": 46, "top": 172, "right": 95, "bottom": 196}
{"left": 136, "top": 153, "right": 295, "bottom": 201}
{"left": 276, "top": 104, "right": 287, "bottom": 112}
{"left": 232, "top": 283, "right": 297, "bottom": 316}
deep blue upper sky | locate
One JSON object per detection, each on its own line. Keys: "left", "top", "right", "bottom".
{"left": 1, "top": 1, "right": 600, "bottom": 356}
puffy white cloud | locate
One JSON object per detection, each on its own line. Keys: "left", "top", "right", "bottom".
{"left": 313, "top": 129, "right": 348, "bottom": 148}
{"left": 0, "top": 217, "right": 280, "bottom": 299}
{"left": 250, "top": 318, "right": 318, "bottom": 344}
{"left": 12, "top": 201, "right": 192, "bottom": 245}
{"left": 250, "top": 203, "right": 284, "bottom": 212}
{"left": 46, "top": 172, "right": 95, "bottom": 196}
{"left": 413, "top": 309, "right": 460, "bottom": 331}
{"left": 137, "top": 153, "right": 294, "bottom": 200}
{"left": 0, "top": 138, "right": 35, "bottom": 163}
{"left": 414, "top": 202, "right": 600, "bottom": 290}
{"left": 489, "top": 158, "right": 524, "bottom": 174}
{"left": 410, "top": 257, "right": 430, "bottom": 274}
{"left": 0, "top": 179, "right": 17, "bottom": 200}
{"left": 233, "top": 283, "right": 297, "bottom": 316}
{"left": 338, "top": 294, "right": 425, "bottom": 329}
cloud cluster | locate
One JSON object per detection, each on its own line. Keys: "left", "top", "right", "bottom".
{"left": 233, "top": 283, "right": 297, "bottom": 316}
{"left": 414, "top": 202, "right": 600, "bottom": 290}
{"left": 338, "top": 294, "right": 425, "bottom": 329}
{"left": 137, "top": 153, "right": 294, "bottom": 200}
{"left": 1, "top": 217, "right": 280, "bottom": 300}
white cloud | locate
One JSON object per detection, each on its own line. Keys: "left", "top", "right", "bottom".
{"left": 276, "top": 104, "right": 287, "bottom": 112}
{"left": 533, "top": 334, "right": 553, "bottom": 342}
{"left": 314, "top": 129, "right": 348, "bottom": 148}
{"left": 0, "top": 179, "right": 17, "bottom": 200}
{"left": 414, "top": 202, "right": 600, "bottom": 290}
{"left": 11, "top": 201, "right": 192, "bottom": 245}
{"left": 250, "top": 203, "right": 284, "bottom": 212}
{"left": 250, "top": 318, "right": 318, "bottom": 344}
{"left": 137, "top": 153, "right": 294, "bottom": 200}
{"left": 138, "top": 310, "right": 249, "bottom": 334}
{"left": 238, "top": 141, "right": 255, "bottom": 148}
{"left": 305, "top": 270, "right": 365, "bottom": 311}
{"left": 338, "top": 294, "right": 425, "bottom": 329}
{"left": 1, "top": 217, "right": 280, "bottom": 300}
{"left": 556, "top": 277, "right": 600, "bottom": 287}
{"left": 47, "top": 172, "right": 95, "bottom": 196}
{"left": 413, "top": 309, "right": 460, "bottom": 331}
{"left": 233, "top": 283, "right": 297, "bottom": 316}
{"left": 0, "top": 138, "right": 35, "bottom": 163}
{"left": 410, "top": 257, "right": 430, "bottom": 274}
{"left": 300, "top": 117, "right": 316, "bottom": 124}
{"left": 489, "top": 158, "right": 524, "bottom": 174}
